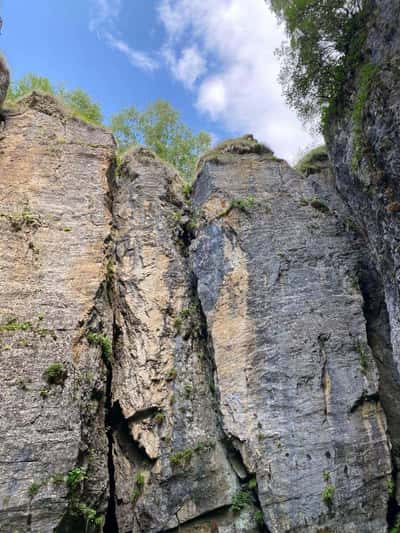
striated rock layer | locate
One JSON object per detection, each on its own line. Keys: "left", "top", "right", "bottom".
{"left": 0, "top": 89, "right": 399, "bottom": 532}
{"left": 0, "top": 93, "right": 114, "bottom": 532}
{"left": 190, "top": 138, "right": 391, "bottom": 532}
{"left": 108, "top": 146, "right": 258, "bottom": 532}
{"left": 326, "top": 0, "right": 400, "bottom": 504}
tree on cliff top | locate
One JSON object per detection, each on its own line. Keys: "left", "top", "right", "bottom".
{"left": 6, "top": 73, "right": 103, "bottom": 125}
{"left": 267, "top": 0, "right": 368, "bottom": 129}
{"left": 111, "top": 100, "right": 211, "bottom": 181}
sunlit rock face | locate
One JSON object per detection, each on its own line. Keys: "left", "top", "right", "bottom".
{"left": 190, "top": 137, "right": 391, "bottom": 532}
{"left": 1, "top": 2, "right": 400, "bottom": 525}
{"left": 0, "top": 93, "right": 115, "bottom": 531}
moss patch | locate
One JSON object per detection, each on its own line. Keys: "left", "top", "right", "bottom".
{"left": 295, "top": 145, "right": 328, "bottom": 176}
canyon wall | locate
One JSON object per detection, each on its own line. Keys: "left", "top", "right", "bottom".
{"left": 0, "top": 92, "right": 397, "bottom": 532}
{"left": 1, "top": 3, "right": 400, "bottom": 527}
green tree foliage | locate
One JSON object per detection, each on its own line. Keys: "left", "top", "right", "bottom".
{"left": 111, "top": 99, "right": 211, "bottom": 181}
{"left": 267, "top": 0, "right": 368, "bottom": 128}
{"left": 6, "top": 73, "right": 102, "bottom": 125}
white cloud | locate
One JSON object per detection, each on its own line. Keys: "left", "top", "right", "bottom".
{"left": 164, "top": 45, "right": 207, "bottom": 88}
{"left": 158, "top": 0, "right": 321, "bottom": 162}
{"left": 105, "top": 33, "right": 159, "bottom": 71}
{"left": 89, "top": 0, "right": 122, "bottom": 33}
{"left": 90, "top": 0, "right": 159, "bottom": 72}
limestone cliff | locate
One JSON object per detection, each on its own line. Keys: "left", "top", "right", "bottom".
{"left": 1, "top": 5, "right": 400, "bottom": 526}
{"left": 326, "top": 0, "right": 400, "bottom": 517}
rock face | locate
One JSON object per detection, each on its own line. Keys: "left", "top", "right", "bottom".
{"left": 0, "top": 93, "right": 114, "bottom": 532}
{"left": 190, "top": 139, "right": 391, "bottom": 532}
{"left": 326, "top": 0, "right": 400, "bottom": 500}
{"left": 109, "top": 147, "right": 258, "bottom": 532}
{"left": 0, "top": 55, "right": 9, "bottom": 108}
{"left": 1, "top": 4, "right": 400, "bottom": 525}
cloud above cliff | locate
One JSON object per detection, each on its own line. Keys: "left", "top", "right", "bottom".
{"left": 89, "top": 0, "right": 159, "bottom": 72}
{"left": 158, "top": 0, "right": 319, "bottom": 160}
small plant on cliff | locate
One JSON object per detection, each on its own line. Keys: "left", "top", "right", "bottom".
{"left": 248, "top": 477, "right": 257, "bottom": 490}
{"left": 231, "top": 489, "right": 252, "bottom": 513}
{"left": 0, "top": 319, "right": 32, "bottom": 332}
{"left": 255, "top": 510, "right": 264, "bottom": 527}
{"left": 321, "top": 483, "right": 335, "bottom": 507}
{"left": 390, "top": 515, "right": 400, "bottom": 533}
{"left": 28, "top": 481, "right": 42, "bottom": 498}
{"left": 388, "top": 478, "right": 395, "bottom": 498}
{"left": 154, "top": 411, "right": 165, "bottom": 425}
{"left": 217, "top": 195, "right": 255, "bottom": 219}
{"left": 355, "top": 338, "right": 368, "bottom": 374}
{"left": 131, "top": 472, "right": 145, "bottom": 504}
{"left": 170, "top": 448, "right": 193, "bottom": 468}
{"left": 66, "top": 467, "right": 87, "bottom": 490}
{"left": 44, "top": 362, "right": 67, "bottom": 386}
{"left": 87, "top": 332, "right": 112, "bottom": 363}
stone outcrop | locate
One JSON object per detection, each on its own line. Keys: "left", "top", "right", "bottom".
{"left": 0, "top": 93, "right": 114, "bottom": 532}
{"left": 2, "top": 2, "right": 400, "bottom": 524}
{"left": 190, "top": 138, "right": 391, "bottom": 532}
{"left": 0, "top": 54, "right": 9, "bottom": 109}
{"left": 326, "top": 0, "right": 400, "bottom": 508}
{"left": 108, "top": 146, "right": 258, "bottom": 532}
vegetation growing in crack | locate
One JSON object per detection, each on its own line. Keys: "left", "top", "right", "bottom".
{"left": 169, "top": 440, "right": 216, "bottom": 468}
{"left": 153, "top": 411, "right": 165, "bottom": 425}
{"left": 217, "top": 195, "right": 255, "bottom": 219}
{"left": 87, "top": 332, "right": 112, "bottom": 363}
{"left": 61, "top": 467, "right": 104, "bottom": 532}
{"left": 44, "top": 362, "right": 67, "bottom": 386}
{"left": 355, "top": 338, "right": 368, "bottom": 374}
{"left": 321, "top": 471, "right": 335, "bottom": 507}
{"left": 173, "top": 303, "right": 202, "bottom": 338}
{"left": 28, "top": 481, "right": 42, "bottom": 498}
{"left": 0, "top": 207, "right": 41, "bottom": 231}
{"left": 231, "top": 489, "right": 252, "bottom": 513}
{"left": 0, "top": 317, "right": 56, "bottom": 338}
{"left": 131, "top": 472, "right": 145, "bottom": 504}
{"left": 299, "top": 196, "right": 330, "bottom": 214}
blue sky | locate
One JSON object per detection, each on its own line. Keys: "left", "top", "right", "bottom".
{"left": 0, "top": 0, "right": 319, "bottom": 161}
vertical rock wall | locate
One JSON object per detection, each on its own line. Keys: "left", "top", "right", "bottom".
{"left": 326, "top": 0, "right": 400, "bottom": 504}
{"left": 189, "top": 138, "right": 392, "bottom": 532}
{"left": 108, "top": 147, "right": 258, "bottom": 532}
{"left": 0, "top": 93, "right": 114, "bottom": 532}
{"left": 0, "top": 90, "right": 398, "bottom": 532}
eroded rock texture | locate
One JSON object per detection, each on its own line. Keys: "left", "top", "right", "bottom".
{"left": 109, "top": 147, "right": 258, "bottom": 532}
{"left": 0, "top": 54, "right": 9, "bottom": 109}
{"left": 190, "top": 138, "right": 392, "bottom": 532}
{"left": 0, "top": 93, "right": 114, "bottom": 531}
{"left": 326, "top": 0, "right": 400, "bottom": 501}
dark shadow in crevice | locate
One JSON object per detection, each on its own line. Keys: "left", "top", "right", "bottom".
{"left": 358, "top": 261, "right": 400, "bottom": 528}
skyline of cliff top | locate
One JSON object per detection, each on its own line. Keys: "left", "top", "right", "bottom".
{"left": 0, "top": 0, "right": 320, "bottom": 163}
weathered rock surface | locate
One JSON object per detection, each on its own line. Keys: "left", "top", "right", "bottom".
{"left": 0, "top": 93, "right": 114, "bottom": 531}
{"left": 0, "top": 54, "right": 9, "bottom": 109}
{"left": 326, "top": 0, "right": 400, "bottom": 502}
{"left": 190, "top": 138, "right": 392, "bottom": 532}
{"left": 2, "top": 6, "right": 400, "bottom": 526}
{"left": 109, "top": 147, "right": 258, "bottom": 532}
